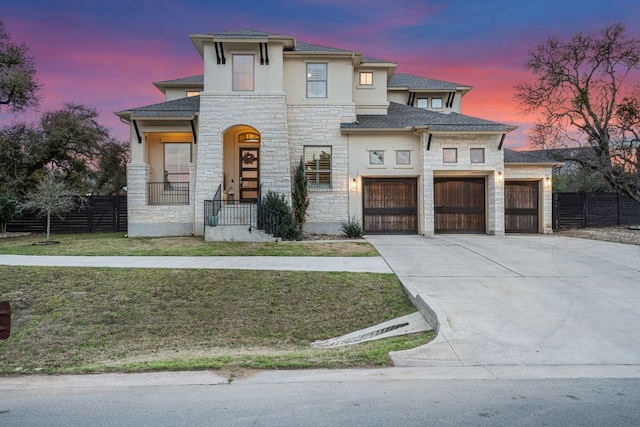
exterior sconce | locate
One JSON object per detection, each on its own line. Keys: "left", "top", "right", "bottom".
{"left": 545, "top": 176, "right": 551, "bottom": 188}
{"left": 497, "top": 171, "right": 503, "bottom": 184}
{"left": 351, "top": 178, "right": 358, "bottom": 192}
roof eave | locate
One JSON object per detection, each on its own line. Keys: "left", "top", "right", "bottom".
{"left": 129, "top": 114, "right": 197, "bottom": 121}
{"left": 340, "top": 127, "right": 414, "bottom": 134}
{"left": 505, "top": 161, "right": 565, "bottom": 167}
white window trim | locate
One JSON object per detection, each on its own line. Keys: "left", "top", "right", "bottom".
{"left": 306, "top": 63, "right": 328, "bottom": 98}
{"left": 232, "top": 54, "right": 255, "bottom": 92}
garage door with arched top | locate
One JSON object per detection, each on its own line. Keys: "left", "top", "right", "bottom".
{"left": 363, "top": 178, "right": 418, "bottom": 234}
{"left": 505, "top": 181, "right": 539, "bottom": 233}
{"left": 434, "top": 177, "right": 486, "bottom": 233}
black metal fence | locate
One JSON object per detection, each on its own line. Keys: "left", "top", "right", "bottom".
{"left": 6, "top": 195, "right": 127, "bottom": 233}
{"left": 148, "top": 182, "right": 189, "bottom": 205}
{"left": 553, "top": 192, "right": 640, "bottom": 229}
{"left": 203, "top": 185, "right": 281, "bottom": 238}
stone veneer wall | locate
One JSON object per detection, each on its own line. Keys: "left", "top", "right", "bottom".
{"left": 126, "top": 163, "right": 194, "bottom": 237}
{"left": 422, "top": 134, "right": 505, "bottom": 236}
{"left": 195, "top": 94, "right": 292, "bottom": 235}
{"left": 505, "top": 165, "right": 554, "bottom": 234}
{"left": 287, "top": 104, "right": 356, "bottom": 234}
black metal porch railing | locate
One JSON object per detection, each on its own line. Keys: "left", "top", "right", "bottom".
{"left": 204, "top": 184, "right": 281, "bottom": 238}
{"left": 148, "top": 182, "right": 189, "bottom": 205}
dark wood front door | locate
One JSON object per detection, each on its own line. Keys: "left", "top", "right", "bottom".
{"left": 505, "top": 181, "right": 539, "bottom": 233}
{"left": 363, "top": 178, "right": 418, "bottom": 234}
{"left": 434, "top": 177, "right": 485, "bottom": 233}
{"left": 239, "top": 147, "right": 259, "bottom": 203}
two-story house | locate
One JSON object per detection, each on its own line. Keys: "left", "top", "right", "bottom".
{"left": 116, "top": 29, "right": 557, "bottom": 240}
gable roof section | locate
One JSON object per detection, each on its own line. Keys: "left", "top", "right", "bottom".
{"left": 341, "top": 102, "right": 511, "bottom": 133}
{"left": 116, "top": 96, "right": 200, "bottom": 120}
{"left": 389, "top": 73, "right": 471, "bottom": 91}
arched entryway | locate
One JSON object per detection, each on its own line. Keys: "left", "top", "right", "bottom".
{"left": 222, "top": 125, "right": 261, "bottom": 203}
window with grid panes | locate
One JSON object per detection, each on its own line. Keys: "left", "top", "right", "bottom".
{"left": 304, "top": 146, "right": 331, "bottom": 187}
{"left": 306, "top": 63, "right": 327, "bottom": 98}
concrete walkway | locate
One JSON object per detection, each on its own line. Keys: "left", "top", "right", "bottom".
{"left": 0, "top": 254, "right": 392, "bottom": 273}
{"left": 367, "top": 234, "right": 640, "bottom": 368}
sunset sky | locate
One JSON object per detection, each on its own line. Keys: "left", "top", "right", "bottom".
{"left": 1, "top": 0, "right": 639, "bottom": 149}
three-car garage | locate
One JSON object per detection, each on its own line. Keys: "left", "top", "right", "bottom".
{"left": 361, "top": 176, "right": 541, "bottom": 235}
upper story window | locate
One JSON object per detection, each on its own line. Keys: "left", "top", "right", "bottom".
{"left": 359, "top": 72, "right": 373, "bottom": 85}
{"left": 186, "top": 91, "right": 200, "bottom": 97}
{"left": 304, "top": 146, "right": 331, "bottom": 188}
{"left": 369, "top": 150, "right": 384, "bottom": 165}
{"left": 307, "top": 63, "right": 327, "bottom": 98}
{"left": 432, "top": 98, "right": 443, "bottom": 109}
{"left": 417, "top": 98, "right": 428, "bottom": 109}
{"left": 443, "top": 148, "right": 457, "bottom": 163}
{"left": 232, "top": 54, "right": 254, "bottom": 91}
{"left": 470, "top": 148, "right": 485, "bottom": 163}
{"left": 396, "top": 150, "right": 411, "bottom": 165}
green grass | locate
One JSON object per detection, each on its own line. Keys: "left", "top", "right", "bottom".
{"left": 0, "top": 233, "right": 378, "bottom": 257}
{"left": 0, "top": 266, "right": 433, "bottom": 374}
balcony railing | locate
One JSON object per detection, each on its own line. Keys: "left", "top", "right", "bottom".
{"left": 148, "top": 182, "right": 189, "bottom": 205}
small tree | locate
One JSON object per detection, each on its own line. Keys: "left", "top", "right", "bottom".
{"left": 19, "top": 174, "right": 79, "bottom": 241}
{"left": 291, "top": 156, "right": 309, "bottom": 235}
{"left": 0, "top": 195, "right": 17, "bottom": 234}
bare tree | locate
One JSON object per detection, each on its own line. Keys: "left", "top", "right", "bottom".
{"left": 0, "top": 20, "right": 39, "bottom": 112}
{"left": 19, "top": 174, "right": 79, "bottom": 242}
{"left": 515, "top": 23, "right": 640, "bottom": 202}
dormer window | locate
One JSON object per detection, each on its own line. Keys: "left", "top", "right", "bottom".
{"left": 233, "top": 54, "right": 254, "bottom": 91}
{"left": 417, "top": 98, "right": 428, "bottom": 109}
{"left": 432, "top": 98, "right": 443, "bottom": 109}
{"left": 359, "top": 72, "right": 373, "bottom": 85}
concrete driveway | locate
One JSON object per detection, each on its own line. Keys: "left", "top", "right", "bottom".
{"left": 367, "top": 234, "right": 640, "bottom": 367}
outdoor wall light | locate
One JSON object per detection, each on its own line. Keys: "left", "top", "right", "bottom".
{"left": 545, "top": 176, "right": 551, "bottom": 187}
{"left": 351, "top": 178, "right": 358, "bottom": 191}
{"left": 497, "top": 171, "right": 503, "bottom": 184}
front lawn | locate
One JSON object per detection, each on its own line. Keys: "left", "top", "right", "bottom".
{"left": 0, "top": 233, "right": 378, "bottom": 257}
{"left": 0, "top": 266, "right": 432, "bottom": 374}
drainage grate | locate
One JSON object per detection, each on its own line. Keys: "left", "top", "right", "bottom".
{"left": 314, "top": 322, "right": 410, "bottom": 348}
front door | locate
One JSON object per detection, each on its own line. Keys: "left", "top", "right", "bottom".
{"left": 239, "top": 147, "right": 259, "bottom": 203}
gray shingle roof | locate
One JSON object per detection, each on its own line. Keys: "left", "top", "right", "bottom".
{"left": 122, "top": 96, "right": 200, "bottom": 119}
{"left": 389, "top": 73, "right": 469, "bottom": 90}
{"left": 294, "top": 41, "right": 354, "bottom": 53}
{"left": 341, "top": 102, "right": 509, "bottom": 132}
{"left": 205, "top": 29, "right": 277, "bottom": 39}
{"left": 504, "top": 149, "right": 561, "bottom": 164}
{"left": 362, "top": 56, "right": 393, "bottom": 63}
{"left": 155, "top": 75, "right": 204, "bottom": 85}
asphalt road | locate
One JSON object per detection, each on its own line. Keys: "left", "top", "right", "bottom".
{"left": 2, "top": 372, "right": 639, "bottom": 426}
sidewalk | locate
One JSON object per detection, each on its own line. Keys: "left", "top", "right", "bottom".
{"left": 0, "top": 254, "right": 393, "bottom": 273}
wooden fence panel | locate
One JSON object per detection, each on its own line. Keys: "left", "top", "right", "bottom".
{"left": 6, "top": 196, "right": 127, "bottom": 234}
{"left": 553, "top": 192, "right": 640, "bottom": 229}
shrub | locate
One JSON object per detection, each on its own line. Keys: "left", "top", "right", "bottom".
{"left": 291, "top": 156, "right": 309, "bottom": 235}
{"left": 259, "top": 190, "right": 299, "bottom": 240}
{"left": 341, "top": 216, "right": 364, "bottom": 239}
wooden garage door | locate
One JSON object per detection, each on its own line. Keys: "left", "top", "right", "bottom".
{"left": 505, "top": 181, "right": 539, "bottom": 233}
{"left": 434, "top": 177, "right": 485, "bottom": 233}
{"left": 363, "top": 178, "right": 418, "bottom": 234}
